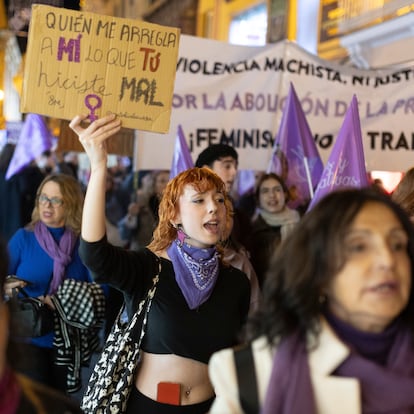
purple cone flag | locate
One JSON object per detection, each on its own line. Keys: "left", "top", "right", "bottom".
{"left": 170, "top": 125, "right": 194, "bottom": 179}
{"left": 6, "top": 114, "right": 54, "bottom": 180}
{"left": 267, "top": 83, "right": 323, "bottom": 209}
{"left": 307, "top": 95, "right": 369, "bottom": 211}
{"left": 237, "top": 170, "right": 256, "bottom": 197}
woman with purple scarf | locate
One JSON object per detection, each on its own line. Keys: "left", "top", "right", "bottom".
{"left": 209, "top": 188, "right": 414, "bottom": 414}
{"left": 6, "top": 173, "right": 91, "bottom": 392}
{"left": 70, "top": 113, "right": 250, "bottom": 414}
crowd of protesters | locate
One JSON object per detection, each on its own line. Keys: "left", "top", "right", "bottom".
{"left": 2, "top": 116, "right": 414, "bottom": 413}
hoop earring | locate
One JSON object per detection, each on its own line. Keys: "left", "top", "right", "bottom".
{"left": 176, "top": 225, "right": 188, "bottom": 246}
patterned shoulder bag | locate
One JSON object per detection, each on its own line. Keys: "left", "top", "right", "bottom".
{"left": 81, "top": 259, "right": 161, "bottom": 414}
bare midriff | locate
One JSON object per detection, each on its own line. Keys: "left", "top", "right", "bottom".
{"left": 135, "top": 351, "right": 215, "bottom": 405}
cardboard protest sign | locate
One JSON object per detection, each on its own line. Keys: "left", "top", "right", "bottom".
{"left": 21, "top": 4, "right": 180, "bottom": 132}
{"left": 57, "top": 120, "right": 135, "bottom": 156}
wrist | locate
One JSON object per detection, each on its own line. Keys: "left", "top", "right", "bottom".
{"left": 90, "top": 161, "right": 107, "bottom": 175}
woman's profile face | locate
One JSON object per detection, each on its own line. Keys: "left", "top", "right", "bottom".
{"left": 258, "top": 177, "right": 286, "bottom": 214}
{"left": 327, "top": 201, "right": 411, "bottom": 333}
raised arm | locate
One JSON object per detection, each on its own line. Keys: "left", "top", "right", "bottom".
{"left": 69, "top": 113, "right": 121, "bottom": 242}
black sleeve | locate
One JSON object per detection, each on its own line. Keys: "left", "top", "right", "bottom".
{"left": 79, "top": 236, "right": 158, "bottom": 297}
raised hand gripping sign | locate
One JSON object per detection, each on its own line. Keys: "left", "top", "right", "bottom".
{"left": 21, "top": 4, "right": 180, "bottom": 132}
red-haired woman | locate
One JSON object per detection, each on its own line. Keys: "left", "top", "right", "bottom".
{"left": 70, "top": 114, "right": 250, "bottom": 414}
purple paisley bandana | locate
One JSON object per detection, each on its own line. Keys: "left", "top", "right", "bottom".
{"left": 167, "top": 239, "right": 219, "bottom": 309}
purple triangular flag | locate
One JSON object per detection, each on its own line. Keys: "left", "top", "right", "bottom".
{"left": 267, "top": 83, "right": 323, "bottom": 209}
{"left": 307, "top": 95, "right": 369, "bottom": 211}
{"left": 170, "top": 125, "right": 194, "bottom": 179}
{"left": 237, "top": 170, "right": 256, "bottom": 197}
{"left": 6, "top": 114, "right": 54, "bottom": 180}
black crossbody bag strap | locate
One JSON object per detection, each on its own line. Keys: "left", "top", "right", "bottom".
{"left": 234, "top": 343, "right": 259, "bottom": 414}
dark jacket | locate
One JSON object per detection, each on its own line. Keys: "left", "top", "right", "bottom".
{"left": 249, "top": 215, "right": 282, "bottom": 288}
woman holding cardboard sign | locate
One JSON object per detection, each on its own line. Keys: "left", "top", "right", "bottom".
{"left": 71, "top": 113, "right": 250, "bottom": 413}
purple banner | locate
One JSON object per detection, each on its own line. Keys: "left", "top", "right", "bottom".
{"left": 6, "top": 113, "right": 53, "bottom": 180}
{"left": 267, "top": 82, "right": 323, "bottom": 209}
{"left": 307, "top": 95, "right": 369, "bottom": 211}
{"left": 170, "top": 124, "right": 194, "bottom": 179}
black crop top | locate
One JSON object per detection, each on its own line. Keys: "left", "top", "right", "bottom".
{"left": 79, "top": 237, "right": 251, "bottom": 364}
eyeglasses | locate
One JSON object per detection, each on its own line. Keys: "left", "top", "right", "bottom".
{"left": 38, "top": 194, "right": 63, "bottom": 207}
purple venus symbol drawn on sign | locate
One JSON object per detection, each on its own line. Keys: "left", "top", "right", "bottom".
{"left": 85, "top": 94, "right": 102, "bottom": 122}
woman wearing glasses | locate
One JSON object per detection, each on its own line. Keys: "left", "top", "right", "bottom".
{"left": 6, "top": 174, "right": 91, "bottom": 392}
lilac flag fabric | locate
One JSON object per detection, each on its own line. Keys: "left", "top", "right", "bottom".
{"left": 6, "top": 114, "right": 53, "bottom": 180}
{"left": 267, "top": 83, "right": 323, "bottom": 209}
{"left": 170, "top": 124, "right": 194, "bottom": 179}
{"left": 237, "top": 170, "right": 256, "bottom": 197}
{"left": 307, "top": 95, "right": 369, "bottom": 211}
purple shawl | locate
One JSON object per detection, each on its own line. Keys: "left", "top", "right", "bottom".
{"left": 261, "top": 331, "right": 316, "bottom": 414}
{"left": 336, "top": 327, "right": 414, "bottom": 413}
{"left": 34, "top": 221, "right": 77, "bottom": 294}
{"left": 261, "top": 323, "right": 414, "bottom": 414}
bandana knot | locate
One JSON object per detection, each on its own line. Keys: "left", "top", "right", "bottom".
{"left": 167, "top": 239, "right": 219, "bottom": 309}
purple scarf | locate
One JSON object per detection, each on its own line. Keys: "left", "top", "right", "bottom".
{"left": 0, "top": 367, "right": 21, "bottom": 414}
{"left": 261, "top": 323, "right": 414, "bottom": 414}
{"left": 34, "top": 221, "right": 77, "bottom": 294}
{"left": 167, "top": 239, "right": 219, "bottom": 310}
{"left": 261, "top": 331, "right": 316, "bottom": 414}
{"left": 336, "top": 327, "right": 414, "bottom": 413}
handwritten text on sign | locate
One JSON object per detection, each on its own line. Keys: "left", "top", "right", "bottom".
{"left": 21, "top": 5, "right": 180, "bottom": 132}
